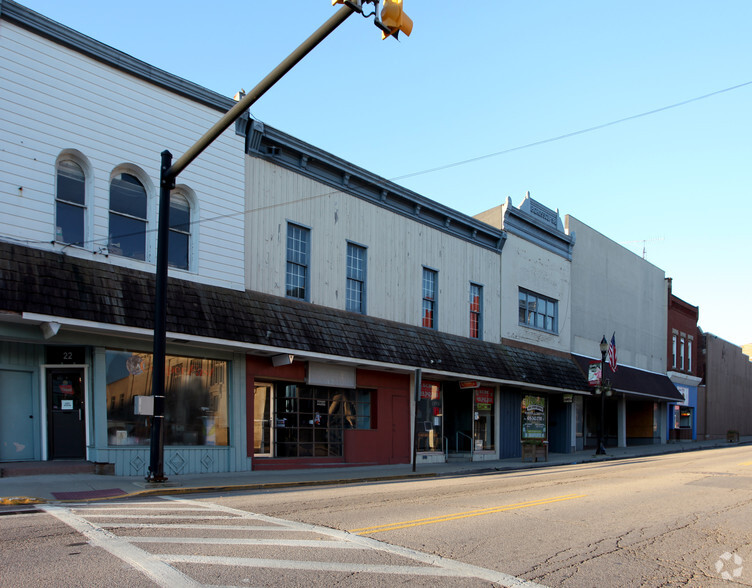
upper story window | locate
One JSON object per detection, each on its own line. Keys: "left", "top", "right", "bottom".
{"left": 168, "top": 192, "right": 191, "bottom": 270}
{"left": 422, "top": 268, "right": 438, "bottom": 329}
{"left": 680, "top": 337, "right": 685, "bottom": 370}
{"left": 55, "top": 159, "right": 86, "bottom": 247}
{"left": 346, "top": 242, "right": 367, "bottom": 314}
{"left": 518, "top": 288, "right": 558, "bottom": 333}
{"left": 286, "top": 223, "right": 310, "bottom": 300}
{"left": 688, "top": 338, "right": 693, "bottom": 373}
{"left": 672, "top": 334, "right": 677, "bottom": 369}
{"left": 469, "top": 283, "right": 482, "bottom": 339}
{"left": 109, "top": 172, "right": 147, "bottom": 260}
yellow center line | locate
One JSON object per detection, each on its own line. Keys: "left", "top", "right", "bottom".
{"left": 740, "top": 461, "right": 752, "bottom": 466}
{"left": 350, "top": 494, "right": 586, "bottom": 535}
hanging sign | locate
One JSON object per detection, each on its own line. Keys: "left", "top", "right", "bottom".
{"left": 588, "top": 361, "right": 602, "bottom": 387}
{"left": 459, "top": 380, "right": 480, "bottom": 389}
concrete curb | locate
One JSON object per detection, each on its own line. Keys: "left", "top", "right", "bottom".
{"left": 1, "top": 440, "right": 749, "bottom": 509}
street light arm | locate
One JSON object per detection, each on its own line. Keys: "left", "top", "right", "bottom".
{"left": 167, "top": 4, "right": 357, "bottom": 180}
{"left": 147, "top": 4, "right": 357, "bottom": 482}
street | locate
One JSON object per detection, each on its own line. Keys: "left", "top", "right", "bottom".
{"left": 2, "top": 445, "right": 751, "bottom": 587}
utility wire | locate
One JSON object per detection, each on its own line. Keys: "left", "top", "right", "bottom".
{"left": 10, "top": 80, "right": 750, "bottom": 251}
{"left": 390, "top": 80, "right": 752, "bottom": 182}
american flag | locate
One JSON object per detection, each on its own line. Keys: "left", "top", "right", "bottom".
{"left": 608, "top": 333, "right": 617, "bottom": 372}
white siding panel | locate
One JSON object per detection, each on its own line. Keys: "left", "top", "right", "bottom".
{"left": 0, "top": 23, "right": 245, "bottom": 289}
{"left": 245, "top": 159, "right": 502, "bottom": 341}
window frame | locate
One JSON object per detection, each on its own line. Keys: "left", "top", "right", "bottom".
{"left": 346, "top": 241, "right": 367, "bottom": 314}
{"left": 55, "top": 155, "right": 89, "bottom": 248}
{"left": 518, "top": 288, "right": 558, "bottom": 334}
{"left": 469, "top": 282, "right": 483, "bottom": 339}
{"left": 108, "top": 170, "right": 149, "bottom": 261}
{"left": 286, "top": 222, "right": 311, "bottom": 301}
{"left": 168, "top": 191, "right": 192, "bottom": 271}
{"left": 672, "top": 334, "right": 677, "bottom": 369}
{"left": 422, "top": 267, "right": 438, "bottom": 329}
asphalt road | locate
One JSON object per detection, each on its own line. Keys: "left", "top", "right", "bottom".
{"left": 1, "top": 445, "right": 750, "bottom": 587}
{"left": 211, "top": 444, "right": 752, "bottom": 586}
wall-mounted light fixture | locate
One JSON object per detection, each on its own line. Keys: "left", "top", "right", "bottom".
{"left": 41, "top": 321, "right": 61, "bottom": 339}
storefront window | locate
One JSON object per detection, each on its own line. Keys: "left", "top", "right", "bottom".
{"left": 473, "top": 387, "right": 495, "bottom": 450}
{"left": 255, "top": 383, "right": 373, "bottom": 458}
{"left": 106, "top": 350, "right": 229, "bottom": 446}
{"left": 417, "top": 380, "right": 443, "bottom": 452}
{"left": 679, "top": 407, "right": 692, "bottom": 428}
{"left": 521, "top": 395, "right": 547, "bottom": 440}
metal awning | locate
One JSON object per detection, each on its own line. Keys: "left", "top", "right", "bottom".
{"left": 572, "top": 354, "right": 684, "bottom": 402}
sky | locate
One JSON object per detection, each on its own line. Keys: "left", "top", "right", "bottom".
{"left": 16, "top": 1, "right": 752, "bottom": 347}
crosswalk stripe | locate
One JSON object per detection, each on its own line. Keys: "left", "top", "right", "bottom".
{"left": 124, "top": 536, "right": 361, "bottom": 548}
{"left": 46, "top": 496, "right": 547, "bottom": 588}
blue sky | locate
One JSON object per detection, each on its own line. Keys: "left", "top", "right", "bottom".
{"left": 18, "top": 1, "right": 752, "bottom": 347}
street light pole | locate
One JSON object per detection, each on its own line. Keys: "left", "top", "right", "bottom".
{"left": 596, "top": 335, "right": 608, "bottom": 455}
{"left": 146, "top": 4, "right": 359, "bottom": 482}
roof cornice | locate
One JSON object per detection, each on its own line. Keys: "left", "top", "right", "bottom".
{"left": 244, "top": 120, "right": 507, "bottom": 253}
{"left": 503, "top": 196, "right": 574, "bottom": 260}
{"left": 1, "top": 0, "right": 239, "bottom": 114}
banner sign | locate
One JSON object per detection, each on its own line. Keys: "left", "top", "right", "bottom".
{"left": 588, "top": 361, "right": 602, "bottom": 387}
{"left": 459, "top": 380, "right": 480, "bottom": 389}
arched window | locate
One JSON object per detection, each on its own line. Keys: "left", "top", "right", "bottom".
{"left": 168, "top": 192, "right": 191, "bottom": 270}
{"left": 55, "top": 159, "right": 86, "bottom": 246}
{"left": 109, "top": 172, "right": 147, "bottom": 260}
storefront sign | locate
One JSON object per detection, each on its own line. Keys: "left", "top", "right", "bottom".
{"left": 475, "top": 387, "right": 494, "bottom": 411}
{"left": 459, "top": 380, "right": 480, "bottom": 389}
{"left": 307, "top": 362, "right": 356, "bottom": 389}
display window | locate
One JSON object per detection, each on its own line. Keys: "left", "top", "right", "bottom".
{"left": 106, "top": 350, "right": 229, "bottom": 446}
{"left": 253, "top": 382, "right": 373, "bottom": 457}
{"left": 416, "top": 380, "right": 443, "bottom": 452}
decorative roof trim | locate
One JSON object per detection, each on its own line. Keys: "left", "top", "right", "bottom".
{"left": 503, "top": 195, "right": 574, "bottom": 260}
{"left": 246, "top": 120, "right": 507, "bottom": 253}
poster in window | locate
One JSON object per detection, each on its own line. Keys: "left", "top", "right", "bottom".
{"left": 475, "top": 387, "right": 494, "bottom": 411}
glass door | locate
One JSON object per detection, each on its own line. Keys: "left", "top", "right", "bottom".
{"left": 473, "top": 387, "right": 495, "bottom": 451}
{"left": 253, "top": 383, "right": 272, "bottom": 455}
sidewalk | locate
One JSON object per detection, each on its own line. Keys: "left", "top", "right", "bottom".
{"left": 2, "top": 437, "right": 750, "bottom": 512}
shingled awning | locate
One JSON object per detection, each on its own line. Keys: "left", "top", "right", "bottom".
{"left": 1, "top": 241, "right": 590, "bottom": 394}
